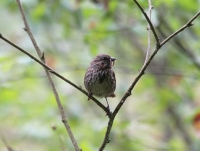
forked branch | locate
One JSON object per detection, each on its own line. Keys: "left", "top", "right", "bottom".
{"left": 0, "top": 1, "right": 199, "bottom": 151}
{"left": 0, "top": 33, "right": 110, "bottom": 117}
{"left": 99, "top": 5, "right": 200, "bottom": 151}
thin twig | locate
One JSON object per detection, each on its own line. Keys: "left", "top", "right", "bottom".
{"left": 16, "top": 0, "right": 41, "bottom": 57}
{"left": 0, "top": 33, "right": 111, "bottom": 117}
{"left": 160, "top": 11, "right": 200, "bottom": 46}
{"left": 133, "top": 0, "right": 160, "bottom": 45}
{"left": 157, "top": 19, "right": 200, "bottom": 70}
{"left": 14, "top": 0, "right": 112, "bottom": 117}
{"left": 1, "top": 2, "right": 199, "bottom": 151}
{"left": 99, "top": 10, "right": 200, "bottom": 151}
{"left": 144, "top": 0, "right": 153, "bottom": 64}
{"left": 15, "top": 0, "right": 81, "bottom": 150}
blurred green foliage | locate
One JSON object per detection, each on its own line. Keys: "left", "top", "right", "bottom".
{"left": 0, "top": 0, "right": 200, "bottom": 150}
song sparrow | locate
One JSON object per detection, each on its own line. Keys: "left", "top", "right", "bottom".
{"left": 84, "top": 54, "right": 116, "bottom": 109}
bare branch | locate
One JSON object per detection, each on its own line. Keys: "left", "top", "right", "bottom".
{"left": 133, "top": 0, "right": 160, "bottom": 45}
{"left": 99, "top": 10, "right": 200, "bottom": 151}
{"left": 0, "top": 33, "right": 111, "bottom": 118}
{"left": 16, "top": 0, "right": 41, "bottom": 56}
{"left": 1, "top": 1, "right": 199, "bottom": 150}
{"left": 144, "top": 0, "right": 153, "bottom": 64}
{"left": 15, "top": 0, "right": 81, "bottom": 150}
{"left": 160, "top": 11, "right": 200, "bottom": 46}
{"left": 157, "top": 19, "right": 200, "bottom": 71}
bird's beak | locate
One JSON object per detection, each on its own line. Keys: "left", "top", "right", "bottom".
{"left": 110, "top": 57, "right": 117, "bottom": 66}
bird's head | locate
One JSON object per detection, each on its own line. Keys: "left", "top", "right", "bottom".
{"left": 91, "top": 54, "right": 116, "bottom": 69}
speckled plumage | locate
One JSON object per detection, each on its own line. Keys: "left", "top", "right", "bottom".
{"left": 84, "top": 54, "right": 116, "bottom": 99}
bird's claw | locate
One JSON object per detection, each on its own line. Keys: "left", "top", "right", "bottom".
{"left": 87, "top": 92, "right": 92, "bottom": 101}
{"left": 105, "top": 106, "right": 112, "bottom": 118}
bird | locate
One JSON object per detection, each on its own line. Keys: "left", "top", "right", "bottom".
{"left": 84, "top": 54, "right": 116, "bottom": 110}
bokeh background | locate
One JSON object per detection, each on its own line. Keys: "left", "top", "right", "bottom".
{"left": 0, "top": 0, "right": 200, "bottom": 150}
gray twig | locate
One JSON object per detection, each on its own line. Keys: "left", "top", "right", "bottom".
{"left": 144, "top": 0, "right": 153, "bottom": 64}
{"left": 133, "top": 0, "right": 160, "bottom": 45}
{"left": 160, "top": 11, "right": 200, "bottom": 46}
{"left": 1, "top": 1, "right": 199, "bottom": 151}
{"left": 15, "top": 0, "right": 81, "bottom": 150}
{"left": 0, "top": 33, "right": 110, "bottom": 117}
{"left": 98, "top": 8, "right": 200, "bottom": 151}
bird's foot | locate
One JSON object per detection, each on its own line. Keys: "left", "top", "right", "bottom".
{"left": 87, "top": 92, "right": 92, "bottom": 101}
{"left": 105, "top": 105, "right": 112, "bottom": 118}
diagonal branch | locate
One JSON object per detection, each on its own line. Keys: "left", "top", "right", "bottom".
{"left": 0, "top": 33, "right": 111, "bottom": 117}
{"left": 157, "top": 19, "right": 200, "bottom": 70}
{"left": 160, "top": 11, "right": 200, "bottom": 46}
{"left": 133, "top": 0, "right": 160, "bottom": 45}
{"left": 15, "top": 0, "right": 81, "bottom": 150}
{"left": 16, "top": 0, "right": 41, "bottom": 57}
{"left": 99, "top": 10, "right": 200, "bottom": 151}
